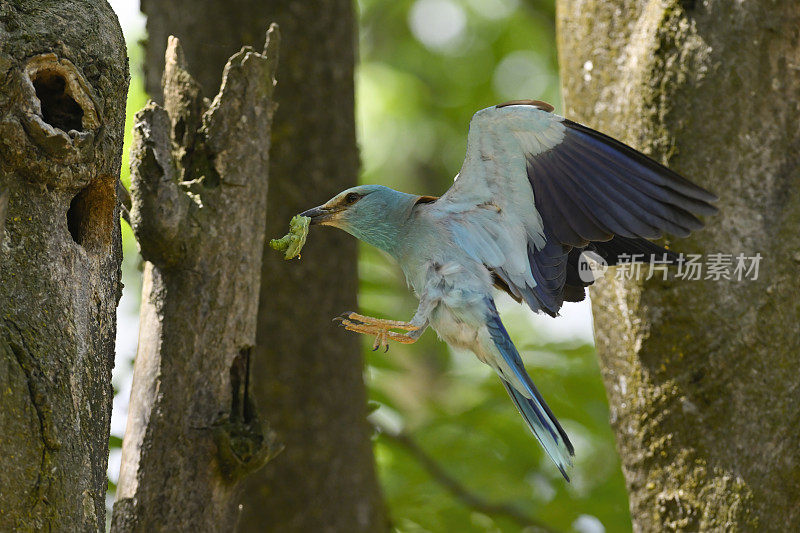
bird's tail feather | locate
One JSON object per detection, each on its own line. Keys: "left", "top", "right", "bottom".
{"left": 484, "top": 302, "right": 574, "bottom": 480}
{"left": 500, "top": 380, "right": 574, "bottom": 481}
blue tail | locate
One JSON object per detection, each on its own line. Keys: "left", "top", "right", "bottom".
{"left": 499, "top": 381, "right": 574, "bottom": 481}
{"left": 485, "top": 301, "right": 574, "bottom": 481}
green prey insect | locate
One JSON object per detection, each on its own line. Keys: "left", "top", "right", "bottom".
{"left": 269, "top": 215, "right": 311, "bottom": 260}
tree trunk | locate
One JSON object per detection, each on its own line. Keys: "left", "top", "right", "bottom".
{"left": 111, "top": 30, "right": 280, "bottom": 532}
{"left": 0, "top": 1, "right": 127, "bottom": 530}
{"left": 556, "top": 1, "right": 800, "bottom": 530}
{"left": 140, "top": 1, "right": 388, "bottom": 531}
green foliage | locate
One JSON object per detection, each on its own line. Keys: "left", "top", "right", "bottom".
{"left": 357, "top": 0, "right": 560, "bottom": 197}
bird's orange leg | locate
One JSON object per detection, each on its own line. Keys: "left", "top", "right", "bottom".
{"left": 334, "top": 312, "right": 420, "bottom": 352}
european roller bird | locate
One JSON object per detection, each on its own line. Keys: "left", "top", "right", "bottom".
{"left": 299, "top": 100, "right": 717, "bottom": 480}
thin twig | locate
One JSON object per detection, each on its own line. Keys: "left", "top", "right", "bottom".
{"left": 374, "top": 421, "right": 559, "bottom": 533}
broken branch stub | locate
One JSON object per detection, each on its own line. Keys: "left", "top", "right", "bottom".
{"left": 112, "top": 25, "right": 280, "bottom": 532}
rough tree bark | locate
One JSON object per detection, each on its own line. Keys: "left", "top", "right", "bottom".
{"left": 0, "top": 1, "right": 127, "bottom": 530}
{"left": 140, "top": 1, "right": 389, "bottom": 531}
{"left": 111, "top": 30, "right": 280, "bottom": 532}
{"left": 557, "top": 1, "right": 800, "bottom": 530}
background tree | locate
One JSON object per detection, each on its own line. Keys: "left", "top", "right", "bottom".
{"left": 0, "top": 0, "right": 127, "bottom": 529}
{"left": 138, "top": 1, "right": 387, "bottom": 530}
{"left": 557, "top": 0, "right": 800, "bottom": 530}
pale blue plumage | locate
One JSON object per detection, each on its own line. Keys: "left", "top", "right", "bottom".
{"left": 300, "top": 102, "right": 717, "bottom": 480}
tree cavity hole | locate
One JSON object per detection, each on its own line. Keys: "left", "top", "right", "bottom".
{"left": 32, "top": 69, "right": 85, "bottom": 132}
{"left": 67, "top": 178, "right": 116, "bottom": 252}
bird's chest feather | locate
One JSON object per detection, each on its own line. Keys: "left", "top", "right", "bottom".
{"left": 429, "top": 304, "right": 480, "bottom": 350}
{"left": 429, "top": 304, "right": 497, "bottom": 367}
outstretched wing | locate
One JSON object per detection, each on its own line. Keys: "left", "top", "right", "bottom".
{"left": 431, "top": 101, "right": 717, "bottom": 315}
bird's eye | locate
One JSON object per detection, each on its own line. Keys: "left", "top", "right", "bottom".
{"left": 344, "top": 192, "right": 361, "bottom": 205}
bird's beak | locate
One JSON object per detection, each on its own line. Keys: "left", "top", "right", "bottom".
{"left": 299, "top": 205, "right": 337, "bottom": 225}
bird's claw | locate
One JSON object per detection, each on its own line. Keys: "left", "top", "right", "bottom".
{"left": 334, "top": 311, "right": 419, "bottom": 352}
{"left": 370, "top": 331, "right": 391, "bottom": 353}
{"left": 333, "top": 312, "right": 368, "bottom": 327}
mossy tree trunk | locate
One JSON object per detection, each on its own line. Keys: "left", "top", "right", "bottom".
{"left": 0, "top": 1, "right": 128, "bottom": 530}
{"left": 110, "top": 30, "right": 280, "bottom": 532}
{"left": 139, "top": 1, "right": 388, "bottom": 531}
{"left": 557, "top": 1, "right": 800, "bottom": 530}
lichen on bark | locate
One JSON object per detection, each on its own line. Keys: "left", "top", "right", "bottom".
{"left": 0, "top": 0, "right": 127, "bottom": 530}
{"left": 557, "top": 0, "right": 800, "bottom": 530}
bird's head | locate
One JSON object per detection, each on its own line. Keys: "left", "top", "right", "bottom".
{"left": 299, "top": 184, "right": 420, "bottom": 253}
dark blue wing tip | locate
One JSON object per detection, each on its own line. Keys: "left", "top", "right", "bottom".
{"left": 559, "top": 118, "right": 721, "bottom": 218}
